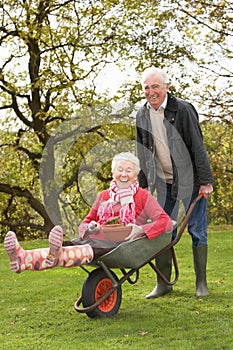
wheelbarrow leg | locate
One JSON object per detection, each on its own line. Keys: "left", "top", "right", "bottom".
{"left": 145, "top": 249, "right": 172, "bottom": 299}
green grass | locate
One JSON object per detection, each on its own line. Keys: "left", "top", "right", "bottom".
{"left": 0, "top": 228, "right": 232, "bottom": 350}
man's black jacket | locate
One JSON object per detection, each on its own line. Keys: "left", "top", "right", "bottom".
{"left": 136, "top": 92, "right": 213, "bottom": 199}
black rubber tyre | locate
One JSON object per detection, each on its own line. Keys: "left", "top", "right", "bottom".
{"left": 82, "top": 268, "right": 122, "bottom": 318}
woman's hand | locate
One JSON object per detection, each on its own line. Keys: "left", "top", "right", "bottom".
{"left": 124, "top": 223, "right": 144, "bottom": 241}
{"left": 87, "top": 220, "right": 100, "bottom": 232}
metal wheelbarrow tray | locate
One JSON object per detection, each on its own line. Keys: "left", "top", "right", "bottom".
{"left": 74, "top": 194, "right": 202, "bottom": 318}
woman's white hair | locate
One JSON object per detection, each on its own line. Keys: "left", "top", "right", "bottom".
{"left": 111, "top": 152, "right": 140, "bottom": 175}
{"left": 141, "top": 67, "right": 169, "bottom": 86}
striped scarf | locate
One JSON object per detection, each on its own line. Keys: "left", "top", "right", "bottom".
{"left": 97, "top": 179, "right": 139, "bottom": 225}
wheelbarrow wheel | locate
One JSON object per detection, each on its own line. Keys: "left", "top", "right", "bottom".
{"left": 82, "top": 268, "right": 122, "bottom": 318}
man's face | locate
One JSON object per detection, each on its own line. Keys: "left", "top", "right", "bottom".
{"left": 142, "top": 73, "right": 169, "bottom": 110}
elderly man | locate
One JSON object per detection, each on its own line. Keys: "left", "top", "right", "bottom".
{"left": 136, "top": 67, "right": 213, "bottom": 298}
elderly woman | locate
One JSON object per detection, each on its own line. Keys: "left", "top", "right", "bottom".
{"left": 4, "top": 152, "right": 173, "bottom": 273}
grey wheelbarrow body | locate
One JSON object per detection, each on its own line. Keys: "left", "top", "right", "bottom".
{"left": 74, "top": 194, "right": 202, "bottom": 318}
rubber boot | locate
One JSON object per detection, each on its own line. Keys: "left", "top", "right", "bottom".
{"left": 4, "top": 230, "right": 94, "bottom": 273}
{"left": 46, "top": 225, "right": 94, "bottom": 267}
{"left": 145, "top": 249, "right": 173, "bottom": 299}
{"left": 193, "top": 245, "right": 210, "bottom": 297}
{"left": 4, "top": 231, "right": 53, "bottom": 272}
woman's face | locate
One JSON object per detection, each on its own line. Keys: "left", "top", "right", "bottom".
{"left": 112, "top": 160, "right": 137, "bottom": 186}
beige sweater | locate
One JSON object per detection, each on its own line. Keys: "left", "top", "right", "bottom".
{"left": 149, "top": 108, "right": 173, "bottom": 184}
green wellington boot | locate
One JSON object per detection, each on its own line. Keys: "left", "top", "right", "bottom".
{"left": 145, "top": 249, "right": 172, "bottom": 299}
{"left": 193, "top": 245, "right": 210, "bottom": 297}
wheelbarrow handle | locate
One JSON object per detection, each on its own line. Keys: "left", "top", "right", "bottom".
{"left": 174, "top": 193, "right": 204, "bottom": 244}
{"left": 155, "top": 193, "right": 204, "bottom": 257}
{"left": 150, "top": 193, "right": 204, "bottom": 275}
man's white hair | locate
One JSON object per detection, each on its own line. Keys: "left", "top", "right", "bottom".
{"left": 141, "top": 67, "right": 169, "bottom": 86}
{"left": 111, "top": 152, "right": 140, "bottom": 175}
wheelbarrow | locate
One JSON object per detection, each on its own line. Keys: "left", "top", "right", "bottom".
{"left": 74, "top": 194, "right": 202, "bottom": 318}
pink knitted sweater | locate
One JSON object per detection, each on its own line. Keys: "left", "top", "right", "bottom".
{"left": 78, "top": 188, "right": 173, "bottom": 240}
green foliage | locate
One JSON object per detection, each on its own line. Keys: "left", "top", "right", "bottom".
{"left": 0, "top": 0, "right": 232, "bottom": 239}
{"left": 0, "top": 228, "right": 232, "bottom": 349}
{"left": 202, "top": 121, "right": 233, "bottom": 224}
{"left": 165, "top": 0, "right": 233, "bottom": 120}
{"left": 57, "top": 120, "right": 136, "bottom": 239}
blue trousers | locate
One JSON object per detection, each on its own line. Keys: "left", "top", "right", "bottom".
{"left": 155, "top": 178, "right": 208, "bottom": 246}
